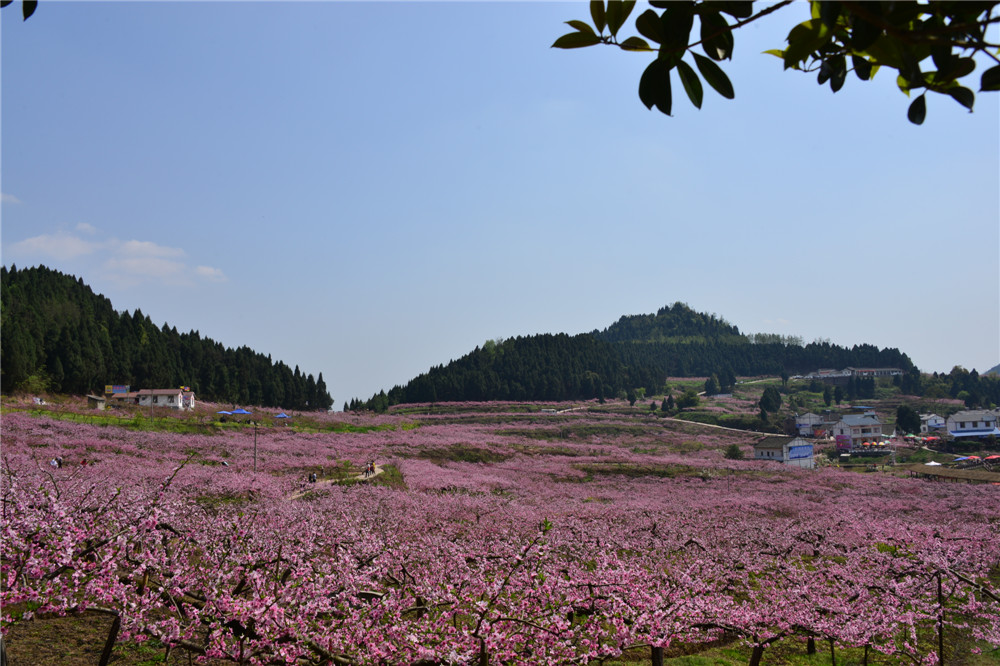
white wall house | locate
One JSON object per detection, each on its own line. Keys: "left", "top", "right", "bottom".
{"left": 920, "top": 413, "right": 946, "bottom": 433}
{"left": 794, "top": 413, "right": 825, "bottom": 437}
{"left": 830, "top": 412, "right": 882, "bottom": 449}
{"left": 946, "top": 410, "right": 1000, "bottom": 439}
{"left": 113, "top": 389, "right": 196, "bottom": 411}
{"left": 753, "top": 436, "right": 815, "bottom": 469}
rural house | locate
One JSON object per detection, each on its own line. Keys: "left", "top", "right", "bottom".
{"left": 920, "top": 413, "right": 946, "bottom": 433}
{"left": 946, "top": 410, "right": 1000, "bottom": 439}
{"left": 112, "top": 388, "right": 196, "bottom": 411}
{"left": 753, "top": 436, "right": 815, "bottom": 469}
{"left": 794, "top": 412, "right": 825, "bottom": 437}
{"left": 830, "top": 412, "right": 882, "bottom": 450}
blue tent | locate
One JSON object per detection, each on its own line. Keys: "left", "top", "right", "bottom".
{"left": 217, "top": 410, "right": 232, "bottom": 415}
{"left": 275, "top": 413, "right": 290, "bottom": 419}
{"left": 231, "top": 408, "right": 252, "bottom": 415}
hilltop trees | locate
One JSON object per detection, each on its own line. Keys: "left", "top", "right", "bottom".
{"left": 354, "top": 303, "right": 913, "bottom": 410}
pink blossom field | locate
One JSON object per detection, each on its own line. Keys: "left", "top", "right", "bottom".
{"left": 2, "top": 405, "right": 999, "bottom": 665}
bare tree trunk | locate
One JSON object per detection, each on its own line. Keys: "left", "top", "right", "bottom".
{"left": 748, "top": 645, "right": 766, "bottom": 666}
{"left": 98, "top": 613, "right": 121, "bottom": 666}
{"left": 479, "top": 638, "right": 488, "bottom": 666}
{"left": 651, "top": 646, "right": 664, "bottom": 666}
{"left": 807, "top": 637, "right": 816, "bottom": 654}
{"left": 829, "top": 637, "right": 836, "bottom": 666}
{"left": 938, "top": 573, "right": 946, "bottom": 666}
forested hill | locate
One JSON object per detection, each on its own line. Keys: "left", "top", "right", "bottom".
{"left": 1, "top": 265, "right": 333, "bottom": 410}
{"left": 593, "top": 303, "right": 742, "bottom": 343}
{"left": 355, "top": 302, "right": 914, "bottom": 411}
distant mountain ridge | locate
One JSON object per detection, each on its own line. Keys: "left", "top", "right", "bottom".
{"left": 1, "top": 265, "right": 333, "bottom": 410}
{"left": 355, "top": 302, "right": 915, "bottom": 411}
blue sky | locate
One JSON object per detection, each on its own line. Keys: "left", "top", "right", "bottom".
{"left": 3, "top": 1, "right": 998, "bottom": 406}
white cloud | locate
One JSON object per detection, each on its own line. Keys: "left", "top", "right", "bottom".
{"left": 7, "top": 232, "right": 100, "bottom": 261}
{"left": 1, "top": 193, "right": 22, "bottom": 205}
{"left": 195, "top": 265, "right": 227, "bottom": 282}
{"left": 7, "top": 229, "right": 227, "bottom": 287}
{"left": 116, "top": 239, "right": 186, "bottom": 258}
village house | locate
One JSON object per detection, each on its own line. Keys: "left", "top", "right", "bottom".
{"left": 112, "top": 388, "right": 196, "bottom": 411}
{"left": 794, "top": 412, "right": 825, "bottom": 437}
{"left": 829, "top": 412, "right": 882, "bottom": 449}
{"left": 946, "top": 410, "right": 1000, "bottom": 439}
{"left": 920, "top": 413, "right": 946, "bottom": 434}
{"left": 753, "top": 436, "right": 815, "bottom": 469}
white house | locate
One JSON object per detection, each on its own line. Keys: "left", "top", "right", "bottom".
{"left": 946, "top": 410, "right": 1000, "bottom": 439}
{"left": 920, "top": 413, "right": 946, "bottom": 433}
{"left": 794, "top": 412, "right": 825, "bottom": 437}
{"left": 829, "top": 412, "right": 882, "bottom": 449}
{"left": 113, "top": 388, "right": 196, "bottom": 411}
{"left": 753, "top": 436, "right": 815, "bottom": 469}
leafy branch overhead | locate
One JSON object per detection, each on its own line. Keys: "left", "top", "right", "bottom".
{"left": 553, "top": 1, "right": 1000, "bottom": 124}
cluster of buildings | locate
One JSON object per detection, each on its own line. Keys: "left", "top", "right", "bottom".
{"left": 757, "top": 408, "right": 1000, "bottom": 471}
{"left": 798, "top": 367, "right": 904, "bottom": 385}
{"left": 86, "top": 385, "right": 197, "bottom": 411}
{"left": 793, "top": 408, "right": 999, "bottom": 445}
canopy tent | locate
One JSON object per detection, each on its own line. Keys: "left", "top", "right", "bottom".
{"left": 953, "top": 457, "right": 970, "bottom": 461}
{"left": 275, "top": 413, "right": 290, "bottom": 419}
{"left": 924, "top": 461, "right": 942, "bottom": 466}
{"left": 985, "top": 455, "right": 1000, "bottom": 461}
{"left": 216, "top": 411, "right": 232, "bottom": 415}
{"left": 231, "top": 408, "right": 252, "bottom": 415}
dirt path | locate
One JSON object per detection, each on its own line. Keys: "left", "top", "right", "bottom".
{"left": 286, "top": 465, "right": 383, "bottom": 500}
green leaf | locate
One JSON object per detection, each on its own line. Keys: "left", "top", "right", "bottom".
{"left": 677, "top": 60, "right": 703, "bottom": 109}
{"left": 950, "top": 57, "right": 975, "bottom": 81}
{"left": 699, "top": 10, "right": 734, "bottom": 61}
{"left": 619, "top": 36, "right": 651, "bottom": 52}
{"left": 783, "top": 20, "right": 831, "bottom": 70}
{"left": 829, "top": 55, "right": 847, "bottom": 93}
{"left": 849, "top": 15, "right": 881, "bottom": 51}
{"left": 552, "top": 31, "right": 602, "bottom": 49}
{"left": 946, "top": 86, "right": 974, "bottom": 111}
{"left": 635, "top": 9, "right": 662, "bottom": 44}
{"left": 693, "top": 52, "right": 734, "bottom": 99}
{"left": 851, "top": 55, "right": 872, "bottom": 81}
{"left": 981, "top": 65, "right": 1000, "bottom": 92}
{"left": 607, "top": 1, "right": 636, "bottom": 38}
{"left": 590, "top": 1, "right": 606, "bottom": 33}
{"left": 762, "top": 49, "right": 785, "bottom": 59}
{"left": 660, "top": 4, "right": 695, "bottom": 54}
{"left": 907, "top": 94, "right": 926, "bottom": 125}
{"left": 639, "top": 59, "right": 673, "bottom": 115}
{"left": 818, "top": 0, "right": 842, "bottom": 29}
{"left": 566, "top": 20, "right": 596, "bottom": 36}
